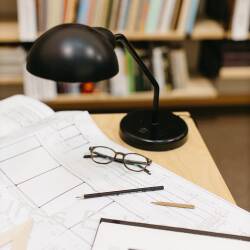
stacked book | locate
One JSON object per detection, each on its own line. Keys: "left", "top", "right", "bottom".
{"left": 0, "top": 47, "right": 25, "bottom": 80}
{"left": 216, "top": 41, "right": 250, "bottom": 95}
{"left": 0, "top": 47, "right": 57, "bottom": 100}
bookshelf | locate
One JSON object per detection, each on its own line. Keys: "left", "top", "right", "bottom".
{"left": 2, "top": 20, "right": 250, "bottom": 42}
{"left": 0, "top": 1, "right": 250, "bottom": 110}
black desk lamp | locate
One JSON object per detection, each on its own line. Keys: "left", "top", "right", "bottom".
{"left": 26, "top": 24, "right": 188, "bottom": 151}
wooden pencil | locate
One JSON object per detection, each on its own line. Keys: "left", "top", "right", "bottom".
{"left": 152, "top": 201, "right": 195, "bottom": 209}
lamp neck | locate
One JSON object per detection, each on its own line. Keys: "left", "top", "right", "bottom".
{"left": 115, "top": 34, "right": 160, "bottom": 125}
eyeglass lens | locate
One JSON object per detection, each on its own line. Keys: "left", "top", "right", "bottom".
{"left": 124, "top": 153, "right": 148, "bottom": 172}
{"left": 91, "top": 147, "right": 115, "bottom": 164}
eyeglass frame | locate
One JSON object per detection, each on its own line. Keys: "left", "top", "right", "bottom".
{"left": 83, "top": 146, "right": 152, "bottom": 175}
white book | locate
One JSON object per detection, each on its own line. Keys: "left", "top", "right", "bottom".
{"left": 23, "top": 65, "right": 57, "bottom": 100}
{"left": 47, "top": 0, "right": 64, "bottom": 30}
{"left": 170, "top": 48, "right": 189, "bottom": 89}
{"left": 110, "top": 48, "right": 129, "bottom": 96}
{"left": 152, "top": 47, "right": 166, "bottom": 91}
{"left": 231, "top": 0, "right": 250, "bottom": 41}
{"left": 17, "top": 0, "right": 37, "bottom": 41}
{"left": 159, "top": 0, "right": 176, "bottom": 33}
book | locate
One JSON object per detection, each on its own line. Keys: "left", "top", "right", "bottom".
{"left": 139, "top": 0, "right": 150, "bottom": 31}
{"left": 76, "top": 0, "right": 90, "bottom": 24}
{"left": 176, "top": 0, "right": 191, "bottom": 34}
{"left": 231, "top": 0, "right": 250, "bottom": 40}
{"left": 36, "top": 0, "right": 47, "bottom": 33}
{"left": 93, "top": 0, "right": 107, "bottom": 26}
{"left": 65, "top": 0, "right": 78, "bottom": 23}
{"left": 100, "top": 0, "right": 112, "bottom": 27}
{"left": 109, "top": 48, "right": 129, "bottom": 96}
{"left": 152, "top": 47, "right": 167, "bottom": 91}
{"left": 145, "top": 0, "right": 163, "bottom": 33}
{"left": 23, "top": 66, "right": 57, "bottom": 100}
{"left": 216, "top": 78, "right": 250, "bottom": 95}
{"left": 17, "top": 0, "right": 37, "bottom": 41}
{"left": 170, "top": 0, "right": 183, "bottom": 30}
{"left": 0, "top": 47, "right": 25, "bottom": 76}
{"left": 46, "top": 0, "right": 64, "bottom": 29}
{"left": 185, "top": 0, "right": 200, "bottom": 34}
{"left": 159, "top": 0, "right": 176, "bottom": 33}
{"left": 109, "top": 0, "right": 121, "bottom": 30}
{"left": 169, "top": 47, "right": 189, "bottom": 89}
{"left": 126, "top": 0, "right": 140, "bottom": 31}
{"left": 125, "top": 49, "right": 136, "bottom": 93}
{"left": 216, "top": 66, "right": 250, "bottom": 94}
{"left": 117, "top": 0, "right": 130, "bottom": 31}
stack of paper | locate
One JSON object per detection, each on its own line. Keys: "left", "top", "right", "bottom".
{"left": 0, "top": 95, "right": 249, "bottom": 249}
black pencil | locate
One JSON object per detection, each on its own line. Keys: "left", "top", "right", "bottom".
{"left": 76, "top": 185, "right": 164, "bottom": 199}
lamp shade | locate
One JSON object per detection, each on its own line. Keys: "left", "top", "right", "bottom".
{"left": 26, "top": 24, "right": 119, "bottom": 82}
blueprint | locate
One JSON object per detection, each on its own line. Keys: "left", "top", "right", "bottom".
{"left": 0, "top": 110, "right": 249, "bottom": 249}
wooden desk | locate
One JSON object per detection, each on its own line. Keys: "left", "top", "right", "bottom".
{"left": 92, "top": 112, "right": 235, "bottom": 204}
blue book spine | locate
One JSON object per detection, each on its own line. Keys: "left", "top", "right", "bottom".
{"left": 77, "top": 0, "right": 89, "bottom": 24}
{"left": 145, "top": 0, "right": 162, "bottom": 33}
{"left": 186, "top": 0, "right": 199, "bottom": 34}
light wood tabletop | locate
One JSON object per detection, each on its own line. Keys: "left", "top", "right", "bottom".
{"left": 92, "top": 112, "right": 235, "bottom": 204}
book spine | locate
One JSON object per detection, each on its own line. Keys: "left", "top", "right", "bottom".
{"left": 231, "top": 0, "right": 250, "bottom": 41}
{"left": 152, "top": 47, "right": 166, "bottom": 91}
{"left": 159, "top": 0, "right": 176, "bottom": 33}
{"left": 77, "top": 0, "right": 90, "bottom": 24}
{"left": 185, "top": 0, "right": 200, "bottom": 34}
{"left": 145, "top": 0, "right": 163, "bottom": 33}
{"left": 110, "top": 48, "right": 129, "bottom": 96}
{"left": 17, "top": 0, "right": 37, "bottom": 41}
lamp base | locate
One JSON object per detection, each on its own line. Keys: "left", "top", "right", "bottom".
{"left": 119, "top": 110, "right": 188, "bottom": 151}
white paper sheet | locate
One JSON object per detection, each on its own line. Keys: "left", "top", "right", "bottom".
{"left": 0, "top": 95, "right": 54, "bottom": 138}
{"left": 0, "top": 111, "right": 249, "bottom": 250}
{"left": 92, "top": 220, "right": 250, "bottom": 250}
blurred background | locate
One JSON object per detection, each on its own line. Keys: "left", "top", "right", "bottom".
{"left": 0, "top": 0, "right": 249, "bottom": 210}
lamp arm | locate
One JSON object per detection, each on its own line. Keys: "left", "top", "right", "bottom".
{"left": 115, "top": 33, "right": 159, "bottom": 125}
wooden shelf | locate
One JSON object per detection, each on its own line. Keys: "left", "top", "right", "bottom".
{"left": 44, "top": 78, "right": 217, "bottom": 110}
{"left": 41, "top": 78, "right": 249, "bottom": 110}
{"left": 191, "top": 20, "right": 225, "bottom": 40}
{"left": 2, "top": 20, "right": 250, "bottom": 42}
{"left": 0, "top": 21, "right": 185, "bottom": 42}
{"left": 45, "top": 93, "right": 250, "bottom": 111}
{"left": 0, "top": 75, "right": 22, "bottom": 86}
{"left": 0, "top": 21, "right": 19, "bottom": 42}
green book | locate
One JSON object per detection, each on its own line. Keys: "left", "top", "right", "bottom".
{"left": 125, "top": 50, "right": 136, "bottom": 93}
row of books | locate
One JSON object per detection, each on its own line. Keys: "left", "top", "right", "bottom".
{"left": 110, "top": 46, "right": 189, "bottom": 96}
{"left": 0, "top": 47, "right": 24, "bottom": 77}
{"left": 0, "top": 45, "right": 190, "bottom": 98}
{"left": 52, "top": 46, "right": 190, "bottom": 96}
{"left": 16, "top": 0, "right": 250, "bottom": 42}
{"left": 17, "top": 0, "right": 199, "bottom": 41}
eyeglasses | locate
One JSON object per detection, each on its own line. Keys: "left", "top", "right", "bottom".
{"left": 83, "top": 146, "right": 152, "bottom": 175}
